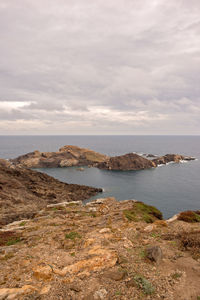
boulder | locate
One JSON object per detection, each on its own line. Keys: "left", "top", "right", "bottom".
{"left": 146, "top": 246, "right": 163, "bottom": 263}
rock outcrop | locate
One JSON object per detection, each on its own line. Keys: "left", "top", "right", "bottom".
{"left": 0, "top": 159, "right": 102, "bottom": 226}
{"left": 10, "top": 145, "right": 108, "bottom": 168}
{"left": 152, "top": 154, "right": 195, "bottom": 166}
{"left": 97, "top": 153, "right": 155, "bottom": 170}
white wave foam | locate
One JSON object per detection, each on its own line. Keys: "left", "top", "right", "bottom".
{"left": 166, "top": 161, "right": 176, "bottom": 165}
{"left": 180, "top": 160, "right": 188, "bottom": 163}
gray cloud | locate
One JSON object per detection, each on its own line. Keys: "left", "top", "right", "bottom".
{"left": 0, "top": 0, "right": 200, "bottom": 134}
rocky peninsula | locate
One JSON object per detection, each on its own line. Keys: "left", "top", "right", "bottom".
{"left": 0, "top": 159, "right": 102, "bottom": 226}
{"left": 10, "top": 145, "right": 195, "bottom": 171}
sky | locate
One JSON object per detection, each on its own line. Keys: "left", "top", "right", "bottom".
{"left": 0, "top": 0, "right": 200, "bottom": 135}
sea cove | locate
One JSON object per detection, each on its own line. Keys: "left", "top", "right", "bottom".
{"left": 1, "top": 135, "right": 200, "bottom": 218}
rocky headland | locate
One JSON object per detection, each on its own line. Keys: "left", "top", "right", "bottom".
{"left": 0, "top": 196, "right": 200, "bottom": 300}
{"left": 0, "top": 159, "right": 102, "bottom": 226}
{"left": 10, "top": 145, "right": 195, "bottom": 171}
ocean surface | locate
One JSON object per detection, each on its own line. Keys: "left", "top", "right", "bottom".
{"left": 0, "top": 135, "right": 199, "bottom": 219}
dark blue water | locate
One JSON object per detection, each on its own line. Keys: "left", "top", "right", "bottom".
{"left": 0, "top": 135, "right": 199, "bottom": 218}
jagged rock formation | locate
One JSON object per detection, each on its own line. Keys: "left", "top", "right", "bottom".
{"left": 152, "top": 154, "right": 195, "bottom": 166}
{"left": 97, "top": 153, "right": 155, "bottom": 170}
{"left": 10, "top": 145, "right": 108, "bottom": 168}
{"left": 0, "top": 197, "right": 200, "bottom": 300}
{"left": 0, "top": 159, "right": 102, "bottom": 226}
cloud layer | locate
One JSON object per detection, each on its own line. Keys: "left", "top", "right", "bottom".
{"left": 0, "top": 0, "right": 200, "bottom": 134}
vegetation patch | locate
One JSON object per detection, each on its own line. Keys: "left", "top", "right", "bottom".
{"left": 0, "top": 252, "right": 14, "bottom": 261}
{"left": 163, "top": 230, "right": 200, "bottom": 257}
{"left": 19, "top": 221, "right": 26, "bottom": 226}
{"left": 171, "top": 272, "right": 182, "bottom": 280}
{"left": 133, "top": 274, "right": 155, "bottom": 295}
{"left": 0, "top": 231, "right": 21, "bottom": 246}
{"left": 123, "top": 202, "right": 162, "bottom": 223}
{"left": 123, "top": 210, "right": 137, "bottom": 221}
{"left": 178, "top": 211, "right": 200, "bottom": 223}
{"left": 85, "top": 151, "right": 106, "bottom": 162}
{"left": 65, "top": 231, "right": 82, "bottom": 240}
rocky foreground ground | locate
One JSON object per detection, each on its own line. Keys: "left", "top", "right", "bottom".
{"left": 0, "top": 197, "right": 200, "bottom": 300}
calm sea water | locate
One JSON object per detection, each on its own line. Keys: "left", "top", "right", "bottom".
{"left": 0, "top": 135, "right": 199, "bottom": 218}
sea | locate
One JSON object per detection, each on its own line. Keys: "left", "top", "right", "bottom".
{"left": 0, "top": 135, "right": 199, "bottom": 219}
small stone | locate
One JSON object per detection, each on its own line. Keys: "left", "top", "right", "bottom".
{"left": 33, "top": 265, "right": 52, "bottom": 281}
{"left": 103, "top": 270, "right": 126, "bottom": 281}
{"left": 144, "top": 224, "right": 155, "bottom": 232}
{"left": 123, "top": 238, "right": 133, "bottom": 249}
{"left": 146, "top": 246, "right": 163, "bottom": 263}
{"left": 69, "top": 283, "right": 81, "bottom": 292}
{"left": 94, "top": 288, "right": 108, "bottom": 299}
{"left": 126, "top": 278, "right": 136, "bottom": 288}
{"left": 40, "top": 285, "right": 51, "bottom": 295}
{"left": 99, "top": 228, "right": 111, "bottom": 234}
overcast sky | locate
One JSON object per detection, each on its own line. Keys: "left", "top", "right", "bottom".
{"left": 0, "top": 0, "right": 200, "bottom": 135}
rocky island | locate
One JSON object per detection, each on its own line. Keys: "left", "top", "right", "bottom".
{"left": 10, "top": 145, "right": 195, "bottom": 171}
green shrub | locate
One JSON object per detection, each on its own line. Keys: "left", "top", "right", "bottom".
{"left": 123, "top": 202, "right": 162, "bottom": 223}
{"left": 133, "top": 274, "right": 155, "bottom": 295}
{"left": 178, "top": 211, "right": 200, "bottom": 223}
{"left": 6, "top": 237, "right": 21, "bottom": 246}
{"left": 123, "top": 210, "right": 137, "bottom": 221}
{"left": 65, "top": 232, "right": 82, "bottom": 240}
{"left": 171, "top": 272, "right": 182, "bottom": 280}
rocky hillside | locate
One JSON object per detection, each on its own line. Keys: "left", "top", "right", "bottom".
{"left": 0, "top": 159, "right": 102, "bottom": 226}
{"left": 0, "top": 197, "right": 199, "bottom": 300}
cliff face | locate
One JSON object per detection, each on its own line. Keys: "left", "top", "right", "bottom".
{"left": 0, "top": 159, "right": 102, "bottom": 226}
{"left": 97, "top": 153, "right": 155, "bottom": 170}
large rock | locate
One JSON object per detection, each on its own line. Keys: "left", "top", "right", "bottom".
{"left": 0, "top": 159, "right": 102, "bottom": 226}
{"left": 97, "top": 153, "right": 155, "bottom": 171}
{"left": 10, "top": 145, "right": 108, "bottom": 168}
{"left": 146, "top": 246, "right": 163, "bottom": 263}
